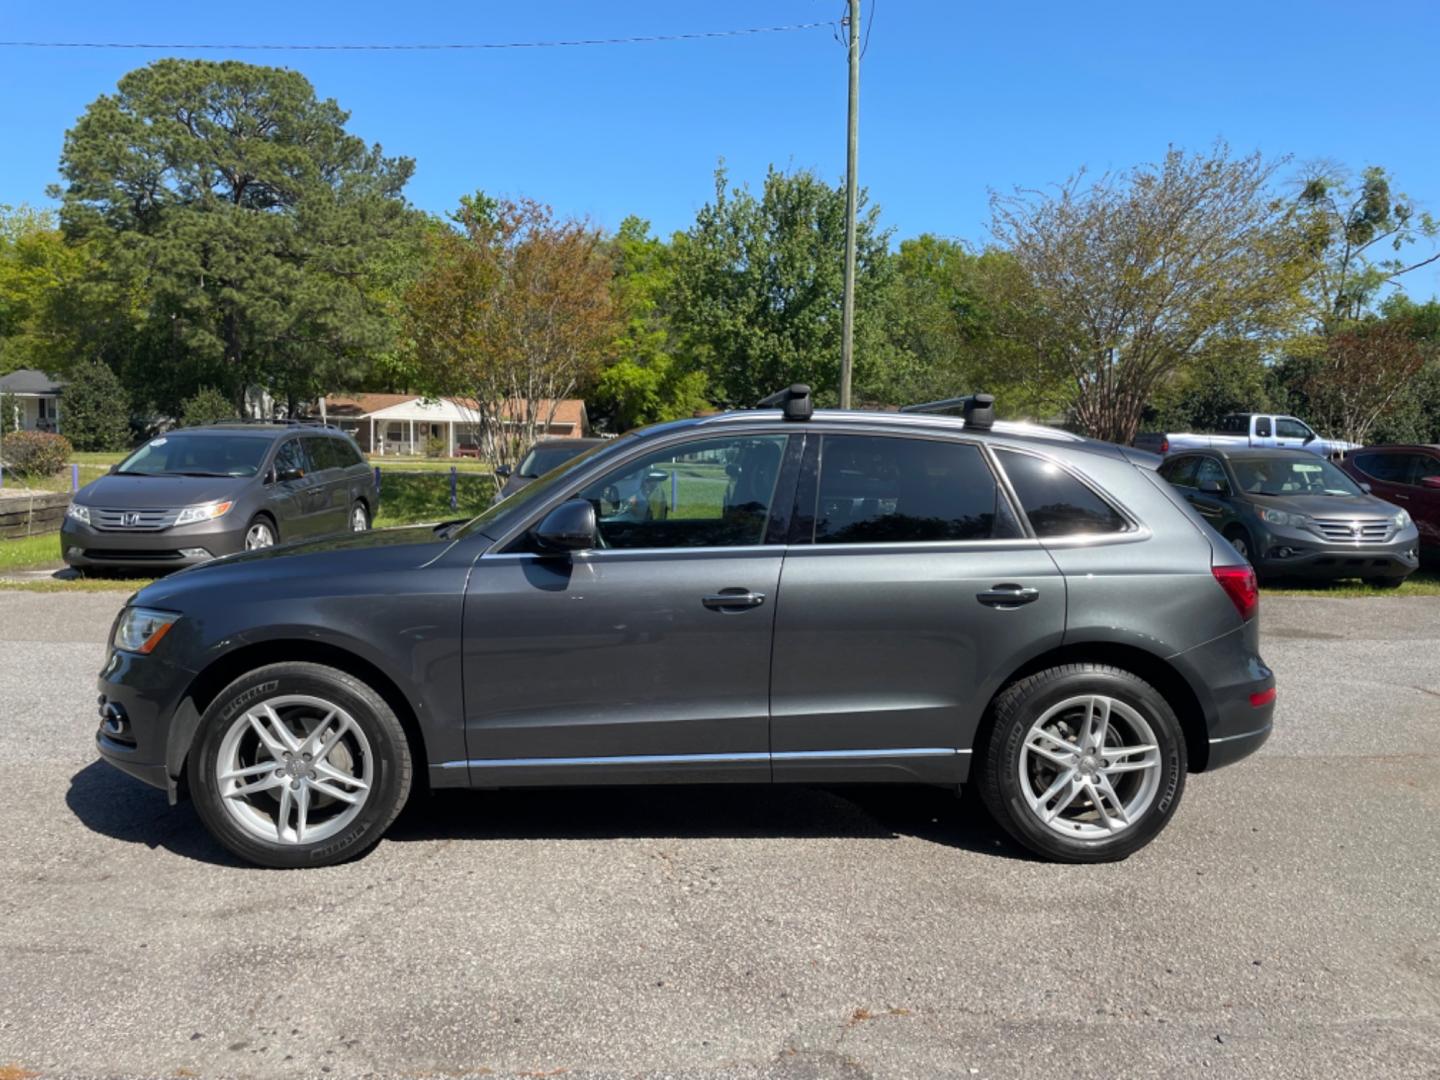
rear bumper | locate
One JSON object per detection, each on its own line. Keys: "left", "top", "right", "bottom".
{"left": 1168, "top": 623, "right": 1275, "bottom": 772}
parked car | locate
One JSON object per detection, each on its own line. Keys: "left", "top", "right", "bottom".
{"left": 1156, "top": 448, "right": 1419, "bottom": 586}
{"left": 491, "top": 437, "right": 607, "bottom": 503}
{"left": 92, "top": 389, "right": 1275, "bottom": 869}
{"left": 61, "top": 423, "right": 378, "bottom": 572}
{"left": 1338, "top": 445, "right": 1440, "bottom": 561}
{"left": 1134, "top": 413, "right": 1356, "bottom": 458}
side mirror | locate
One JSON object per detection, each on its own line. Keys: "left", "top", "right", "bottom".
{"left": 532, "top": 499, "right": 597, "bottom": 553}
{"left": 1199, "top": 479, "right": 1225, "bottom": 494}
{"left": 496, "top": 463, "right": 512, "bottom": 479}
{"left": 108, "top": 464, "right": 119, "bottom": 475}
{"left": 1421, "top": 476, "right": 1440, "bottom": 490}
{"left": 276, "top": 465, "right": 305, "bottom": 482}
{"left": 1360, "top": 482, "right": 1373, "bottom": 493}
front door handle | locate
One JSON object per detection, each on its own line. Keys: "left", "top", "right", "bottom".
{"left": 977, "top": 584, "right": 1040, "bottom": 608}
{"left": 1391, "top": 493, "right": 1410, "bottom": 500}
{"left": 702, "top": 589, "right": 767, "bottom": 611}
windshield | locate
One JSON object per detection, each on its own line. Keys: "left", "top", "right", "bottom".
{"left": 454, "top": 437, "right": 624, "bottom": 539}
{"left": 519, "top": 443, "right": 592, "bottom": 478}
{"left": 117, "top": 433, "right": 272, "bottom": 478}
{"left": 1230, "top": 456, "right": 1363, "bottom": 497}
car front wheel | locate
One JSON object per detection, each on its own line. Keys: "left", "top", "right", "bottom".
{"left": 977, "top": 664, "right": 1187, "bottom": 862}
{"left": 188, "top": 662, "right": 412, "bottom": 868}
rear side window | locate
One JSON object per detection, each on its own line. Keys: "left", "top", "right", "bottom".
{"left": 303, "top": 436, "right": 345, "bottom": 471}
{"left": 1353, "top": 452, "right": 1409, "bottom": 484}
{"left": 332, "top": 436, "right": 365, "bottom": 467}
{"left": 996, "top": 449, "right": 1129, "bottom": 537}
{"left": 814, "top": 435, "right": 1019, "bottom": 544}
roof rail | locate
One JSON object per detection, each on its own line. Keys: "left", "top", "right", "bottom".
{"left": 900, "top": 392, "right": 995, "bottom": 432}
{"left": 756, "top": 384, "right": 813, "bottom": 422}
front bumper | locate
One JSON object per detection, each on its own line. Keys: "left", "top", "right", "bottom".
{"left": 1250, "top": 523, "right": 1420, "bottom": 581}
{"left": 94, "top": 642, "right": 198, "bottom": 802}
{"left": 61, "top": 515, "right": 246, "bottom": 570}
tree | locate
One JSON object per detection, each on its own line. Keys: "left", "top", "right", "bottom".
{"left": 54, "top": 59, "right": 418, "bottom": 415}
{"left": 1144, "top": 339, "right": 1274, "bottom": 434}
{"left": 404, "top": 195, "right": 617, "bottom": 465}
{"left": 179, "top": 386, "right": 236, "bottom": 427}
{"left": 589, "top": 217, "right": 709, "bottom": 431}
{"left": 877, "top": 236, "right": 1072, "bottom": 417}
{"left": 59, "top": 362, "right": 131, "bottom": 451}
{"left": 0, "top": 205, "right": 94, "bottom": 375}
{"left": 1295, "top": 165, "right": 1439, "bottom": 330}
{"left": 669, "top": 165, "right": 894, "bottom": 408}
{"left": 991, "top": 145, "right": 1313, "bottom": 444}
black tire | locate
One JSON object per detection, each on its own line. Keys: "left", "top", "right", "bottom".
{"left": 976, "top": 664, "right": 1187, "bottom": 863}
{"left": 1223, "top": 526, "right": 1253, "bottom": 564}
{"left": 188, "top": 662, "right": 412, "bottom": 869}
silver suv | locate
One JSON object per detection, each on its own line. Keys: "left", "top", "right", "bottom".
{"left": 90, "top": 390, "right": 1274, "bottom": 867}
{"left": 61, "top": 423, "right": 379, "bottom": 571}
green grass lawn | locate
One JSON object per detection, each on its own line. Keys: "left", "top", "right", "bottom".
{"left": 0, "top": 532, "right": 63, "bottom": 573}
{"left": 373, "top": 470, "right": 496, "bottom": 527}
{"left": 1262, "top": 568, "right": 1440, "bottom": 598}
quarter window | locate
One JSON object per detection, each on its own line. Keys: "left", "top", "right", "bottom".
{"left": 996, "top": 450, "right": 1129, "bottom": 537}
{"left": 574, "top": 434, "right": 788, "bottom": 549}
{"left": 814, "top": 435, "right": 1019, "bottom": 544}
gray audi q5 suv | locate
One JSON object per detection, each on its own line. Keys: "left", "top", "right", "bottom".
{"left": 62, "top": 423, "right": 379, "bottom": 571}
{"left": 92, "top": 390, "right": 1274, "bottom": 868}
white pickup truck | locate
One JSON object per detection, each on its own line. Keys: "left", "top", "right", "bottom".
{"left": 1133, "top": 413, "right": 1357, "bottom": 458}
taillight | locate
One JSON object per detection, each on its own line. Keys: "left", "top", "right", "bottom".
{"left": 1160, "top": 437, "right": 1169, "bottom": 453}
{"left": 1212, "top": 564, "right": 1259, "bottom": 621}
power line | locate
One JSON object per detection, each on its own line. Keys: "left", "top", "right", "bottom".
{"left": 0, "top": 22, "right": 832, "bottom": 52}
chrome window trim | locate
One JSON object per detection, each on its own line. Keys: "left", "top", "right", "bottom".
{"left": 440, "top": 747, "right": 968, "bottom": 770}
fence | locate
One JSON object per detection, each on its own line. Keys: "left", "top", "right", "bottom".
{"left": 0, "top": 491, "right": 71, "bottom": 539}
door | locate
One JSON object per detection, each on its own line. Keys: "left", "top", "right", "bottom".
{"left": 262, "top": 437, "right": 320, "bottom": 539}
{"left": 1186, "top": 456, "right": 1235, "bottom": 526}
{"left": 460, "top": 432, "right": 796, "bottom": 785}
{"left": 301, "top": 435, "right": 349, "bottom": 535}
{"left": 1273, "top": 417, "right": 1315, "bottom": 451}
{"left": 769, "top": 433, "right": 1065, "bottom": 785}
{"left": 1400, "top": 453, "right": 1440, "bottom": 549}
{"left": 1251, "top": 416, "right": 1275, "bottom": 447}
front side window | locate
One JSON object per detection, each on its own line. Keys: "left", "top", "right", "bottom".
{"left": 272, "top": 439, "right": 308, "bottom": 479}
{"left": 1160, "top": 456, "right": 1199, "bottom": 488}
{"left": 575, "top": 434, "right": 788, "bottom": 549}
{"left": 1195, "top": 457, "right": 1230, "bottom": 493}
{"left": 1276, "top": 418, "right": 1312, "bottom": 440}
{"left": 996, "top": 449, "right": 1129, "bottom": 537}
{"left": 814, "top": 435, "right": 1017, "bottom": 544}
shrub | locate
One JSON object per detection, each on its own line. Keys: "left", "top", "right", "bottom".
{"left": 180, "top": 386, "right": 236, "bottom": 427}
{"left": 58, "top": 362, "right": 132, "bottom": 451}
{"left": 425, "top": 435, "right": 449, "bottom": 458}
{"left": 1, "top": 430, "right": 73, "bottom": 476}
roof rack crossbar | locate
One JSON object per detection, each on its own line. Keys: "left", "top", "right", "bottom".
{"left": 900, "top": 392, "right": 995, "bottom": 431}
{"left": 756, "top": 384, "right": 813, "bottom": 422}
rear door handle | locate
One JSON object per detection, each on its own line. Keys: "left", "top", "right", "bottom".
{"left": 1392, "top": 493, "right": 1410, "bottom": 500}
{"left": 702, "top": 589, "right": 767, "bottom": 611}
{"left": 977, "top": 584, "right": 1040, "bottom": 608}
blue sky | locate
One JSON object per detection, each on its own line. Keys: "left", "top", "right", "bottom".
{"left": 3, "top": 0, "right": 1438, "bottom": 296}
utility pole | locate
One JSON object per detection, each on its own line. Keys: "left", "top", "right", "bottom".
{"left": 839, "top": 0, "right": 860, "bottom": 410}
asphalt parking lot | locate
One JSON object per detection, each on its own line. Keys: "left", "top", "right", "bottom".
{"left": 1, "top": 590, "right": 1437, "bottom": 1079}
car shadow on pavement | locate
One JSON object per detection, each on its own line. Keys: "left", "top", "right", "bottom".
{"left": 66, "top": 761, "right": 1035, "bottom": 865}
{"left": 387, "top": 783, "right": 1036, "bottom": 861}
{"left": 65, "top": 760, "right": 247, "bottom": 868}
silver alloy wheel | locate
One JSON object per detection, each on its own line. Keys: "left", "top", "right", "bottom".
{"left": 1229, "top": 534, "right": 1249, "bottom": 560}
{"left": 351, "top": 503, "right": 368, "bottom": 532}
{"left": 245, "top": 521, "right": 276, "bottom": 550}
{"left": 215, "top": 694, "right": 373, "bottom": 845}
{"left": 1018, "top": 694, "right": 1162, "bottom": 839}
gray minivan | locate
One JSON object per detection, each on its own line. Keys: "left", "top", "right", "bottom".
{"left": 61, "top": 423, "right": 379, "bottom": 571}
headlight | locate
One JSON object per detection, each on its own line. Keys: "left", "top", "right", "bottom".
{"left": 1259, "top": 507, "right": 1310, "bottom": 528}
{"left": 66, "top": 502, "right": 90, "bottom": 524}
{"left": 174, "top": 500, "right": 234, "bottom": 526}
{"left": 1395, "top": 509, "right": 1412, "bottom": 530}
{"left": 113, "top": 607, "right": 180, "bottom": 654}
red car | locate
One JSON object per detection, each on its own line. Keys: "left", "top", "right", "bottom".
{"left": 1340, "top": 445, "right": 1440, "bottom": 559}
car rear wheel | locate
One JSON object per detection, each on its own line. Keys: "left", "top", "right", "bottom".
{"left": 244, "top": 517, "right": 277, "bottom": 550}
{"left": 976, "top": 664, "right": 1187, "bottom": 863}
{"left": 188, "top": 662, "right": 412, "bottom": 868}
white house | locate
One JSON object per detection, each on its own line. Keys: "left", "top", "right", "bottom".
{"left": 0, "top": 369, "right": 64, "bottom": 433}
{"left": 323, "top": 393, "right": 590, "bottom": 456}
